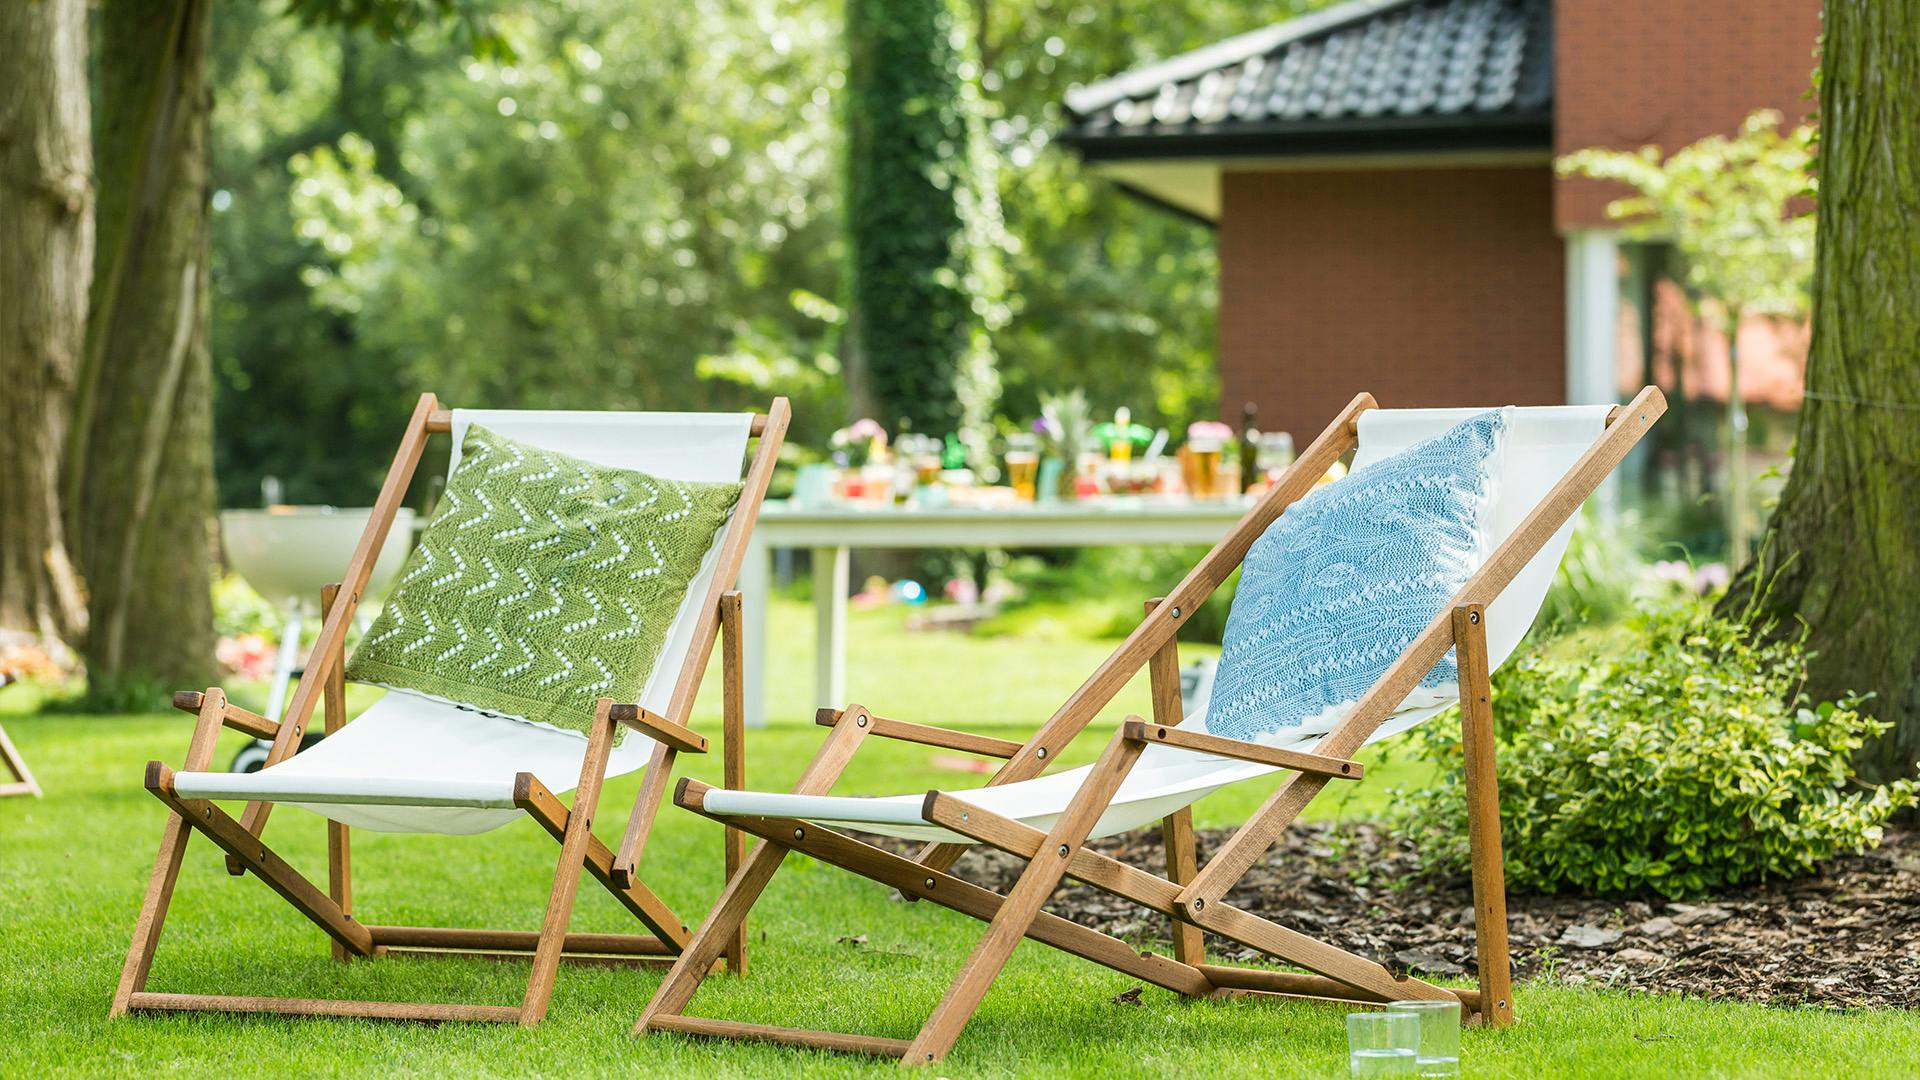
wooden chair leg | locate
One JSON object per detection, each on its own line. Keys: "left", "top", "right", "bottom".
{"left": 638, "top": 705, "right": 874, "bottom": 1033}
{"left": 720, "top": 591, "right": 748, "bottom": 975}
{"left": 520, "top": 700, "right": 621, "bottom": 1025}
{"left": 1143, "top": 597, "right": 1201, "bottom": 965}
{"left": 0, "top": 721, "right": 40, "bottom": 797}
{"left": 111, "top": 689, "right": 228, "bottom": 1016}
{"left": 1453, "top": 604, "right": 1514, "bottom": 1027}
{"left": 320, "top": 584, "right": 353, "bottom": 964}
{"left": 904, "top": 727, "right": 1147, "bottom": 1064}
{"left": 1161, "top": 808, "right": 1203, "bottom": 966}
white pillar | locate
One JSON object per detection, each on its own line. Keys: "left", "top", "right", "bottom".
{"left": 1566, "top": 229, "right": 1623, "bottom": 512}
{"left": 1564, "top": 229, "right": 1620, "bottom": 408}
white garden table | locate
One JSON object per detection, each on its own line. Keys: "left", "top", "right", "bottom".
{"left": 737, "top": 498, "right": 1252, "bottom": 727}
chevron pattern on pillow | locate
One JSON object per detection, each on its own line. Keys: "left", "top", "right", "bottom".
{"left": 1204, "top": 408, "right": 1509, "bottom": 744}
{"left": 346, "top": 424, "right": 742, "bottom": 736}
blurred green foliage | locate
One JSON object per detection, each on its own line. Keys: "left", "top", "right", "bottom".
{"left": 980, "top": 545, "right": 1235, "bottom": 644}
{"left": 208, "top": 0, "right": 1333, "bottom": 507}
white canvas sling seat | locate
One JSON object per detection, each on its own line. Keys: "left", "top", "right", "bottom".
{"left": 697, "top": 404, "right": 1613, "bottom": 844}
{"left": 168, "top": 692, "right": 659, "bottom": 833}
{"left": 170, "top": 407, "right": 754, "bottom": 836}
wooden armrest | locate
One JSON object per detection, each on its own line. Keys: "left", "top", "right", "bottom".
{"left": 609, "top": 704, "right": 708, "bottom": 753}
{"left": 815, "top": 708, "right": 1022, "bottom": 758}
{"left": 1120, "top": 720, "right": 1363, "bottom": 780}
{"left": 172, "top": 690, "right": 278, "bottom": 741}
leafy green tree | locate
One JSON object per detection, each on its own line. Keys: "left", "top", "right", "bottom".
{"left": 270, "top": 0, "right": 842, "bottom": 425}
{"left": 1558, "top": 111, "right": 1816, "bottom": 558}
{"left": 203, "top": 0, "right": 1350, "bottom": 508}
{"left": 209, "top": 6, "right": 429, "bottom": 507}
{"left": 842, "top": 0, "right": 1008, "bottom": 442}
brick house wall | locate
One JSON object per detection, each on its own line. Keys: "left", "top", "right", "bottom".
{"left": 1554, "top": 0, "right": 1823, "bottom": 230}
{"left": 1218, "top": 166, "right": 1565, "bottom": 443}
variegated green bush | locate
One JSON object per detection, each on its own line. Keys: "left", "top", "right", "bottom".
{"left": 1397, "top": 602, "right": 1916, "bottom": 898}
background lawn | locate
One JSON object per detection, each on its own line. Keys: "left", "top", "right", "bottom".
{"left": 2, "top": 598, "right": 1915, "bottom": 1077}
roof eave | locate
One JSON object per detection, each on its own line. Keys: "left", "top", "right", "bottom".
{"left": 1059, "top": 111, "right": 1554, "bottom": 164}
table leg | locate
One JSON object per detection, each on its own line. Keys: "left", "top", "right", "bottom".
{"left": 741, "top": 536, "right": 772, "bottom": 729}
{"left": 811, "top": 546, "right": 849, "bottom": 711}
{"left": 265, "top": 606, "right": 303, "bottom": 723}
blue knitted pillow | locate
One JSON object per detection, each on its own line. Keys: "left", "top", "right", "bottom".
{"left": 1204, "top": 409, "right": 1509, "bottom": 744}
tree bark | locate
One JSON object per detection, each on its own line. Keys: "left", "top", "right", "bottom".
{"left": 66, "top": 0, "right": 218, "bottom": 692}
{"left": 1722, "top": 0, "right": 1920, "bottom": 781}
{"left": 0, "top": 0, "right": 93, "bottom": 652}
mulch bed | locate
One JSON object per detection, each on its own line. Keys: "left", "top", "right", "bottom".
{"left": 930, "top": 823, "right": 1920, "bottom": 1009}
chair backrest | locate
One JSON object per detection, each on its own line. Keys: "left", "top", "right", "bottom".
{"left": 1351, "top": 404, "right": 1614, "bottom": 678}
{"left": 446, "top": 409, "right": 755, "bottom": 718}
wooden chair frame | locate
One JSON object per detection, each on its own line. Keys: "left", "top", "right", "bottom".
{"left": 0, "top": 718, "right": 41, "bottom": 798}
{"left": 636, "top": 387, "right": 1666, "bottom": 1064}
{"left": 111, "top": 392, "right": 789, "bottom": 1025}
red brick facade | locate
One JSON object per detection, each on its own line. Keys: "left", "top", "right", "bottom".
{"left": 1554, "top": 0, "right": 1822, "bottom": 230}
{"left": 1218, "top": 166, "right": 1566, "bottom": 444}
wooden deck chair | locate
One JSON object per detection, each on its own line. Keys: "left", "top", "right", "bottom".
{"left": 0, "top": 718, "right": 41, "bottom": 798}
{"left": 636, "top": 387, "right": 1666, "bottom": 1064}
{"left": 111, "top": 392, "right": 789, "bottom": 1025}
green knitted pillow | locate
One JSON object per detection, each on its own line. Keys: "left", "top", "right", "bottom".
{"left": 346, "top": 424, "right": 742, "bottom": 736}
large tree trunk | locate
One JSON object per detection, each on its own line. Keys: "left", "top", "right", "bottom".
{"left": 66, "top": 0, "right": 218, "bottom": 692}
{"left": 0, "top": 0, "right": 93, "bottom": 653}
{"left": 1722, "top": 0, "right": 1920, "bottom": 781}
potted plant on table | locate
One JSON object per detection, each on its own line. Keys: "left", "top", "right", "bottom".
{"left": 1036, "top": 391, "right": 1094, "bottom": 501}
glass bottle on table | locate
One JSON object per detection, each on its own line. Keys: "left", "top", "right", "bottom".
{"left": 1109, "top": 407, "right": 1132, "bottom": 465}
{"left": 1238, "top": 401, "right": 1259, "bottom": 494}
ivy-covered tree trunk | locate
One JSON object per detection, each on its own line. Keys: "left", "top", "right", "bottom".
{"left": 66, "top": 0, "right": 218, "bottom": 692}
{"left": 1722, "top": 0, "right": 1920, "bottom": 782}
{"left": 0, "top": 0, "right": 93, "bottom": 651}
{"left": 842, "top": 0, "right": 1004, "bottom": 437}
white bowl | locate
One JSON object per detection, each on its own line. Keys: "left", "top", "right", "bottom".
{"left": 220, "top": 506, "right": 417, "bottom": 608}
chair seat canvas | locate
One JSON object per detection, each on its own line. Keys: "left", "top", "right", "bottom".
{"left": 172, "top": 690, "right": 657, "bottom": 834}
{"left": 700, "top": 701, "right": 1454, "bottom": 843}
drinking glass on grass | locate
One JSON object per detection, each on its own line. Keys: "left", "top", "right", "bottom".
{"left": 1347, "top": 1011, "right": 1420, "bottom": 1077}
{"left": 1387, "top": 999, "right": 1462, "bottom": 1077}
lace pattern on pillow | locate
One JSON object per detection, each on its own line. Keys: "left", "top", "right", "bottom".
{"left": 1204, "top": 409, "right": 1508, "bottom": 743}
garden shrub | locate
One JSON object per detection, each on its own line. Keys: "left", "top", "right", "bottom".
{"left": 1394, "top": 601, "right": 1916, "bottom": 898}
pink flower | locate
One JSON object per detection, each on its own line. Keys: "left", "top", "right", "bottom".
{"left": 1651, "top": 560, "right": 1695, "bottom": 587}
{"left": 216, "top": 634, "right": 277, "bottom": 681}
{"left": 1694, "top": 563, "right": 1731, "bottom": 594}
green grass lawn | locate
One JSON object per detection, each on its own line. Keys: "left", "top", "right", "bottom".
{"left": 2, "top": 598, "right": 1915, "bottom": 1077}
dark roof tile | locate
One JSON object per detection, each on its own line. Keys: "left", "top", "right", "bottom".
{"left": 1062, "top": 0, "right": 1552, "bottom": 158}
